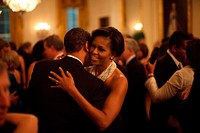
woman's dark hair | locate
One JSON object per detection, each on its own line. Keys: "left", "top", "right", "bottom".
{"left": 32, "top": 40, "right": 44, "bottom": 61}
{"left": 90, "top": 27, "right": 124, "bottom": 57}
{"left": 186, "top": 38, "right": 200, "bottom": 69}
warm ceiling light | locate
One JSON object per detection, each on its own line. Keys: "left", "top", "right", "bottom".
{"left": 3, "top": 0, "right": 41, "bottom": 12}
{"left": 134, "top": 23, "right": 143, "bottom": 31}
{"left": 35, "top": 22, "right": 51, "bottom": 31}
{"left": 35, "top": 22, "right": 51, "bottom": 39}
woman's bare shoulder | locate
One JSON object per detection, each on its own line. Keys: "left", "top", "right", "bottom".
{"left": 115, "top": 68, "right": 127, "bottom": 79}
{"left": 108, "top": 68, "right": 127, "bottom": 85}
{"left": 6, "top": 113, "right": 38, "bottom": 133}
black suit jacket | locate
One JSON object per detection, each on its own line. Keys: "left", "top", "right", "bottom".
{"left": 28, "top": 56, "right": 106, "bottom": 133}
{"left": 181, "top": 66, "right": 200, "bottom": 133}
{"left": 150, "top": 53, "right": 180, "bottom": 133}
{"left": 121, "top": 57, "right": 148, "bottom": 132}
{"left": 154, "top": 53, "right": 179, "bottom": 87}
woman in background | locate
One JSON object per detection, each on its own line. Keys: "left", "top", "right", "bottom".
{"left": 27, "top": 40, "right": 45, "bottom": 85}
{"left": 0, "top": 59, "right": 38, "bottom": 133}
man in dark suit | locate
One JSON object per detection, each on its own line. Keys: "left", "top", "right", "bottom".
{"left": 120, "top": 37, "right": 148, "bottom": 132}
{"left": 43, "top": 34, "right": 65, "bottom": 60}
{"left": 149, "top": 31, "right": 191, "bottom": 133}
{"left": 27, "top": 28, "right": 106, "bottom": 133}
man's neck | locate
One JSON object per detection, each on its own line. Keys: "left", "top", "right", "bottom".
{"left": 167, "top": 49, "right": 183, "bottom": 68}
{"left": 67, "top": 52, "right": 85, "bottom": 65}
{"left": 126, "top": 54, "right": 136, "bottom": 65}
{"left": 54, "top": 51, "right": 65, "bottom": 60}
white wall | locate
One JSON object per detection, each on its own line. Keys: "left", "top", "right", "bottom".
{"left": 22, "top": 0, "right": 58, "bottom": 46}
{"left": 88, "top": 0, "right": 123, "bottom": 33}
{"left": 22, "top": 0, "right": 200, "bottom": 50}
{"left": 141, "top": 0, "right": 160, "bottom": 52}
{"left": 192, "top": 0, "right": 200, "bottom": 38}
{"left": 124, "top": 0, "right": 141, "bottom": 35}
{"left": 125, "top": 0, "right": 160, "bottom": 53}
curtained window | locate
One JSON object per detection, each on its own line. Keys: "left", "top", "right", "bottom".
{"left": 67, "top": 7, "right": 79, "bottom": 31}
{"left": 56, "top": 0, "right": 88, "bottom": 40}
{"left": 0, "top": 2, "right": 23, "bottom": 47}
{"left": 0, "top": 6, "right": 10, "bottom": 41}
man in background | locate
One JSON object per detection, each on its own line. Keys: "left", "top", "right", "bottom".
{"left": 150, "top": 31, "right": 191, "bottom": 133}
{"left": 0, "top": 59, "right": 38, "bottom": 133}
{"left": 120, "top": 37, "right": 148, "bottom": 132}
{"left": 43, "top": 34, "right": 65, "bottom": 60}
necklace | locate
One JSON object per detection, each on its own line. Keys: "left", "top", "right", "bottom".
{"left": 88, "top": 61, "right": 117, "bottom": 82}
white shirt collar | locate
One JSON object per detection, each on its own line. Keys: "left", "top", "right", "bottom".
{"left": 126, "top": 55, "right": 136, "bottom": 65}
{"left": 167, "top": 49, "right": 183, "bottom": 68}
{"left": 54, "top": 52, "right": 65, "bottom": 60}
{"left": 67, "top": 55, "right": 83, "bottom": 65}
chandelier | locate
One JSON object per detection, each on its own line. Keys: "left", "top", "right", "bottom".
{"left": 3, "top": 0, "right": 41, "bottom": 12}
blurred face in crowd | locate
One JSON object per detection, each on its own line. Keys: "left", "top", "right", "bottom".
{"left": 90, "top": 36, "right": 114, "bottom": 67}
{"left": 120, "top": 41, "right": 131, "bottom": 62}
{"left": 43, "top": 42, "right": 54, "bottom": 59}
{"left": 0, "top": 68, "right": 10, "bottom": 126}
{"left": 173, "top": 41, "right": 187, "bottom": 64}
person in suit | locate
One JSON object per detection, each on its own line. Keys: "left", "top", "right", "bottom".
{"left": 27, "top": 39, "right": 45, "bottom": 85}
{"left": 0, "top": 59, "right": 38, "bottom": 133}
{"left": 149, "top": 31, "right": 191, "bottom": 133}
{"left": 119, "top": 37, "right": 148, "bottom": 132}
{"left": 49, "top": 27, "right": 128, "bottom": 133}
{"left": 179, "top": 38, "right": 200, "bottom": 133}
{"left": 27, "top": 27, "right": 107, "bottom": 133}
{"left": 43, "top": 34, "right": 65, "bottom": 60}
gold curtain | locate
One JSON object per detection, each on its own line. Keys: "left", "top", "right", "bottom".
{"left": 9, "top": 11, "right": 23, "bottom": 48}
{"left": 56, "top": 0, "right": 88, "bottom": 39}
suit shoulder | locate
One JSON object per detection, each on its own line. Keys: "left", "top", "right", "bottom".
{"left": 34, "top": 59, "right": 60, "bottom": 69}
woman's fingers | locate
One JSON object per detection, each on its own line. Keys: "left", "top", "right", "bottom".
{"left": 48, "top": 76, "right": 58, "bottom": 83}
{"left": 50, "top": 70, "right": 61, "bottom": 79}
{"left": 66, "top": 71, "right": 73, "bottom": 79}
{"left": 59, "top": 67, "right": 66, "bottom": 78}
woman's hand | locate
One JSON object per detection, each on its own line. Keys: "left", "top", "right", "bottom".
{"left": 48, "top": 67, "right": 76, "bottom": 93}
{"left": 145, "top": 60, "right": 156, "bottom": 78}
{"left": 178, "top": 85, "right": 192, "bottom": 100}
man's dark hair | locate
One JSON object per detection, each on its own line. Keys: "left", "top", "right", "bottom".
{"left": 168, "top": 31, "right": 191, "bottom": 48}
{"left": 186, "top": 38, "right": 200, "bottom": 69}
{"left": 44, "top": 34, "right": 64, "bottom": 51}
{"left": 64, "top": 27, "right": 90, "bottom": 53}
{"left": 32, "top": 40, "right": 44, "bottom": 61}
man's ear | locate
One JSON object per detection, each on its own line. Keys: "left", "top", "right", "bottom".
{"left": 84, "top": 41, "right": 89, "bottom": 52}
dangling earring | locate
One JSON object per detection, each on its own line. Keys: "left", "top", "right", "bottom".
{"left": 110, "top": 57, "right": 114, "bottom": 60}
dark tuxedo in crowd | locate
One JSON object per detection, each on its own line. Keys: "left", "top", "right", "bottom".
{"left": 149, "top": 31, "right": 191, "bottom": 133}
{"left": 179, "top": 38, "right": 200, "bottom": 133}
{"left": 150, "top": 52, "right": 180, "bottom": 133}
{"left": 27, "top": 28, "right": 106, "bottom": 133}
{"left": 124, "top": 56, "right": 148, "bottom": 132}
{"left": 120, "top": 37, "right": 148, "bottom": 133}
{"left": 183, "top": 66, "right": 200, "bottom": 133}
